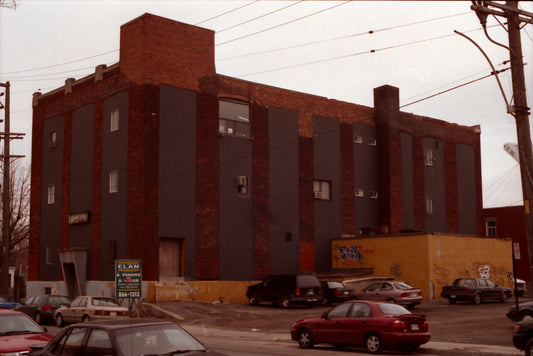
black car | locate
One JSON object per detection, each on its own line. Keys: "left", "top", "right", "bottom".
{"left": 507, "top": 301, "right": 533, "bottom": 322}
{"left": 29, "top": 318, "right": 228, "bottom": 356}
{"left": 320, "top": 281, "right": 351, "bottom": 305}
{"left": 513, "top": 316, "right": 533, "bottom": 353}
{"left": 246, "top": 274, "right": 322, "bottom": 308}
{"left": 15, "top": 295, "right": 70, "bottom": 325}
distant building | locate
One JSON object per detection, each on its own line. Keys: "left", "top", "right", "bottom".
{"left": 29, "top": 13, "right": 483, "bottom": 297}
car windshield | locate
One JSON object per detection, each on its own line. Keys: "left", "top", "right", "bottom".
{"left": 115, "top": 323, "right": 206, "bottom": 355}
{"left": 378, "top": 303, "right": 411, "bottom": 315}
{"left": 50, "top": 296, "right": 70, "bottom": 305}
{"left": 296, "top": 275, "right": 319, "bottom": 288}
{"left": 92, "top": 298, "right": 121, "bottom": 307}
{"left": 0, "top": 313, "right": 44, "bottom": 335}
{"left": 327, "top": 282, "right": 345, "bottom": 288}
{"left": 393, "top": 282, "right": 414, "bottom": 290}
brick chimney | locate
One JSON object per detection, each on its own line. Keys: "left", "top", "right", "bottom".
{"left": 120, "top": 13, "right": 215, "bottom": 90}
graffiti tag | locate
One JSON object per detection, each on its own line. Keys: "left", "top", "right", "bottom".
{"left": 478, "top": 265, "right": 490, "bottom": 279}
{"left": 337, "top": 245, "right": 363, "bottom": 262}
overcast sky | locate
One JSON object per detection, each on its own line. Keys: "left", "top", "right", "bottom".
{"left": 1, "top": 1, "right": 531, "bottom": 208}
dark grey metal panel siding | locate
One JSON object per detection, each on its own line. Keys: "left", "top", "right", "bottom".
{"left": 69, "top": 105, "right": 95, "bottom": 257}
{"left": 219, "top": 137, "right": 253, "bottom": 280}
{"left": 313, "top": 115, "right": 341, "bottom": 273}
{"left": 159, "top": 85, "right": 197, "bottom": 280}
{"left": 40, "top": 115, "right": 64, "bottom": 280}
{"left": 457, "top": 144, "right": 477, "bottom": 234}
{"left": 353, "top": 123, "right": 379, "bottom": 236}
{"left": 268, "top": 107, "right": 299, "bottom": 274}
{"left": 401, "top": 132, "right": 415, "bottom": 230}
{"left": 100, "top": 91, "right": 129, "bottom": 280}
{"left": 424, "top": 137, "right": 446, "bottom": 232}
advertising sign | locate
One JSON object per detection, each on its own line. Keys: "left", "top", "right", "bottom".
{"left": 115, "top": 259, "right": 142, "bottom": 299}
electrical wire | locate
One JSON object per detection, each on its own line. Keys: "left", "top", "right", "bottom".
{"left": 216, "top": 1, "right": 350, "bottom": 46}
{"left": 194, "top": 1, "right": 260, "bottom": 26}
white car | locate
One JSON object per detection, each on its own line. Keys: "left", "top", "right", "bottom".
{"left": 54, "top": 296, "right": 129, "bottom": 326}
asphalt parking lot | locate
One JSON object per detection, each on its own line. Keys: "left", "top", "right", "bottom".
{"left": 152, "top": 298, "right": 526, "bottom": 347}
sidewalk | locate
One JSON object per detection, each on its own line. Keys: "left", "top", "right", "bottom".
{"left": 146, "top": 302, "right": 523, "bottom": 356}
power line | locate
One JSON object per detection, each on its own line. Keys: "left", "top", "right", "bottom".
{"left": 216, "top": 1, "right": 350, "bottom": 46}
{"left": 194, "top": 1, "right": 260, "bottom": 26}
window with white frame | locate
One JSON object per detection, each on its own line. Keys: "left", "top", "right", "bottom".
{"left": 110, "top": 108, "right": 119, "bottom": 132}
{"left": 353, "top": 135, "right": 363, "bottom": 144}
{"left": 368, "top": 138, "right": 377, "bottom": 146}
{"left": 236, "top": 175, "right": 249, "bottom": 197}
{"left": 370, "top": 191, "right": 379, "bottom": 199}
{"left": 219, "top": 100, "right": 250, "bottom": 138}
{"left": 485, "top": 219, "right": 497, "bottom": 237}
{"left": 109, "top": 169, "right": 119, "bottom": 193}
{"left": 313, "top": 180, "right": 331, "bottom": 200}
{"left": 355, "top": 189, "right": 364, "bottom": 197}
{"left": 47, "top": 184, "right": 55, "bottom": 204}
{"left": 49, "top": 130, "right": 57, "bottom": 148}
{"left": 426, "top": 197, "right": 435, "bottom": 215}
{"left": 424, "top": 148, "right": 434, "bottom": 166}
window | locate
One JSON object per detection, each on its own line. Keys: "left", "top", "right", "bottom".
{"left": 108, "top": 240, "right": 117, "bottom": 263}
{"left": 109, "top": 169, "right": 118, "bottom": 193}
{"left": 485, "top": 219, "right": 497, "bottom": 237}
{"left": 87, "top": 329, "right": 112, "bottom": 356}
{"left": 367, "top": 138, "right": 377, "bottom": 146}
{"left": 426, "top": 197, "right": 435, "bottom": 215}
{"left": 49, "top": 130, "right": 57, "bottom": 148}
{"left": 355, "top": 189, "right": 364, "bottom": 197}
{"left": 369, "top": 191, "right": 379, "bottom": 199}
{"left": 353, "top": 135, "right": 363, "bottom": 144}
{"left": 236, "top": 175, "right": 249, "bottom": 197}
{"left": 219, "top": 100, "right": 250, "bottom": 138}
{"left": 51, "top": 327, "right": 86, "bottom": 355}
{"left": 47, "top": 184, "right": 55, "bottom": 204}
{"left": 46, "top": 246, "right": 53, "bottom": 265}
{"left": 110, "top": 108, "right": 119, "bottom": 132}
{"left": 424, "top": 148, "right": 434, "bottom": 166}
{"left": 313, "top": 180, "right": 331, "bottom": 200}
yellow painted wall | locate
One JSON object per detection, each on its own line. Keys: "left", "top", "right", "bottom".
{"left": 332, "top": 234, "right": 513, "bottom": 301}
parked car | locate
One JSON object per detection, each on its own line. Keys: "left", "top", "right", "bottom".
{"left": 507, "top": 301, "right": 533, "bottom": 322}
{"left": 0, "top": 294, "right": 19, "bottom": 309}
{"left": 16, "top": 294, "right": 70, "bottom": 325}
{"left": 246, "top": 274, "right": 323, "bottom": 308}
{"left": 512, "top": 315, "right": 533, "bottom": 354}
{"left": 0, "top": 308, "right": 54, "bottom": 355}
{"left": 290, "top": 300, "right": 430, "bottom": 353}
{"left": 29, "top": 318, "right": 228, "bottom": 356}
{"left": 54, "top": 296, "right": 129, "bottom": 326}
{"left": 441, "top": 278, "right": 512, "bottom": 304}
{"left": 350, "top": 281, "right": 422, "bottom": 309}
{"left": 320, "top": 281, "right": 351, "bottom": 305}
{"left": 515, "top": 278, "right": 527, "bottom": 297}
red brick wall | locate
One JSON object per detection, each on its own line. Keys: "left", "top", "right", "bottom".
{"left": 120, "top": 13, "right": 215, "bottom": 91}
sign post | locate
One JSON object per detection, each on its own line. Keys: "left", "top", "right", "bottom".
{"left": 115, "top": 259, "right": 142, "bottom": 315}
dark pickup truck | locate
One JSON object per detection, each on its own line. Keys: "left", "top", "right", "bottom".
{"left": 441, "top": 278, "right": 512, "bottom": 304}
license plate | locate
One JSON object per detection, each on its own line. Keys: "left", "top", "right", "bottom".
{"left": 110, "top": 311, "right": 117, "bottom": 316}
{"left": 411, "top": 324, "right": 419, "bottom": 331}
{"left": 307, "top": 290, "right": 314, "bottom": 295}
{"left": 451, "top": 295, "right": 456, "bottom": 298}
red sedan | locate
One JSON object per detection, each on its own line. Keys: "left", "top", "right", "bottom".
{"left": 290, "top": 300, "right": 430, "bottom": 354}
{"left": 0, "top": 308, "right": 54, "bottom": 354}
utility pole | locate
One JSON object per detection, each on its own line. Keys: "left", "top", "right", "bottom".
{"left": 0, "top": 81, "right": 25, "bottom": 296}
{"left": 471, "top": 1, "right": 533, "bottom": 283}
{"left": 0, "top": 81, "right": 11, "bottom": 295}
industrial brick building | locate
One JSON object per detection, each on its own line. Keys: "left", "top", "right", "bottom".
{"left": 29, "top": 13, "right": 483, "bottom": 297}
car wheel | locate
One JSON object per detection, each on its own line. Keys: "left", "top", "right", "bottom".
{"left": 248, "top": 295, "right": 259, "bottom": 306}
{"left": 525, "top": 338, "right": 533, "bottom": 356}
{"left": 473, "top": 293, "right": 482, "bottom": 305}
{"left": 34, "top": 312, "right": 42, "bottom": 325}
{"left": 500, "top": 292, "right": 509, "bottom": 303}
{"left": 55, "top": 313, "right": 64, "bottom": 327}
{"left": 365, "top": 332, "right": 383, "bottom": 354}
{"left": 387, "top": 298, "right": 396, "bottom": 304}
{"left": 280, "top": 296, "right": 291, "bottom": 309}
{"left": 519, "top": 311, "right": 533, "bottom": 322}
{"left": 82, "top": 315, "right": 90, "bottom": 323}
{"left": 297, "top": 328, "right": 314, "bottom": 349}
{"left": 448, "top": 297, "right": 456, "bottom": 304}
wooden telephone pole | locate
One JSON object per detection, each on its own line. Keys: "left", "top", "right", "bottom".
{"left": 471, "top": 1, "right": 533, "bottom": 282}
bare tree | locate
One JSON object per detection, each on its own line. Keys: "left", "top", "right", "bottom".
{"left": 0, "top": 161, "right": 30, "bottom": 294}
{"left": 0, "top": 0, "right": 17, "bottom": 9}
